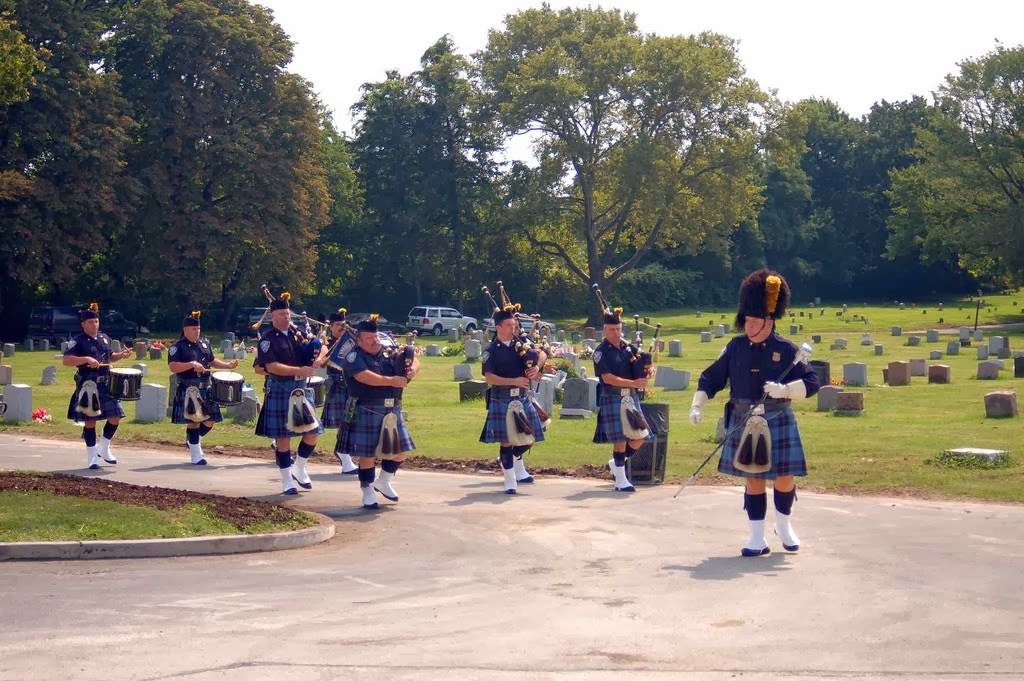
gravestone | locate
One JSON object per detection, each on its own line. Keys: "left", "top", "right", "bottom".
{"left": 929, "top": 351, "right": 943, "bottom": 361}
{"left": 830, "top": 338, "right": 848, "bottom": 351}
{"left": 998, "top": 345, "right": 1011, "bottom": 360}
{"left": 112, "top": 339, "right": 124, "bottom": 354}
{"left": 560, "top": 378, "right": 595, "bottom": 418}
{"left": 1015, "top": 356, "right": 1024, "bottom": 379}
{"left": 134, "top": 341, "right": 147, "bottom": 360}
{"left": 834, "top": 391, "right": 864, "bottom": 415}
{"left": 563, "top": 352, "right": 580, "bottom": 371}
{"left": 585, "top": 377, "right": 600, "bottom": 409}
{"left": 860, "top": 334, "right": 872, "bottom": 346}
{"left": 945, "top": 341, "right": 959, "bottom": 356}
{"left": 907, "top": 335, "right": 921, "bottom": 347}
{"left": 959, "top": 327, "right": 970, "bottom": 343}
{"left": 988, "top": 336, "right": 1006, "bottom": 354}
{"left": 842, "top": 304, "right": 848, "bottom": 314}
{"left": 583, "top": 339, "right": 596, "bottom": 351}
{"left": 874, "top": 344, "right": 884, "bottom": 356}
{"left": 23, "top": 338, "right": 34, "bottom": 352}
{"left": 789, "top": 324, "right": 799, "bottom": 335}
{"left": 943, "top": 448, "right": 1008, "bottom": 465}
{"left": 817, "top": 385, "right": 843, "bottom": 412}
{"left": 222, "top": 347, "right": 236, "bottom": 361}
{"left": 571, "top": 332, "right": 581, "bottom": 343}
{"left": 39, "top": 339, "right": 50, "bottom": 352}
{"left": 228, "top": 395, "right": 260, "bottom": 423}
{"left": 557, "top": 330, "right": 566, "bottom": 343}
{"left": 448, "top": 328, "right": 459, "bottom": 342}
{"left": 458, "top": 380, "right": 487, "bottom": 402}
{"left": 977, "top": 361, "right": 1001, "bottom": 380}
{"left": 814, "top": 296, "right": 821, "bottom": 306}
{"left": 990, "top": 359, "right": 1005, "bottom": 370}
{"left": 668, "top": 340, "right": 683, "bottom": 357}
{"left": 472, "top": 330, "right": 484, "bottom": 343}
{"left": 977, "top": 346, "right": 989, "bottom": 360}
{"left": 928, "top": 364, "right": 951, "bottom": 384}
{"left": 235, "top": 348, "right": 246, "bottom": 362}
{"left": 221, "top": 339, "right": 233, "bottom": 355}
{"left": 225, "top": 332, "right": 236, "bottom": 343}
{"left": 714, "top": 324, "right": 726, "bottom": 338}
{"left": 60, "top": 341, "right": 68, "bottom": 353}
{"left": 909, "top": 359, "right": 928, "bottom": 377}
{"left": 887, "top": 361, "right": 911, "bottom": 386}
{"left": 891, "top": 326, "right": 902, "bottom": 337}
{"left": 2, "top": 343, "right": 14, "bottom": 357}
{"left": 584, "top": 327, "right": 596, "bottom": 340}
{"left": 426, "top": 344, "right": 440, "bottom": 357}
{"left": 40, "top": 366, "right": 57, "bottom": 385}
{"left": 655, "top": 339, "right": 666, "bottom": 353}
{"left": 464, "top": 339, "right": 482, "bottom": 361}
{"left": 984, "top": 390, "right": 1017, "bottom": 418}
{"left": 926, "top": 330, "right": 940, "bottom": 343}
{"left": 843, "top": 362, "right": 868, "bottom": 387}
{"left": 0, "top": 365, "right": 11, "bottom": 386}
{"left": 1, "top": 384, "right": 32, "bottom": 422}
{"left": 135, "top": 384, "right": 168, "bottom": 423}
{"left": 699, "top": 331, "right": 712, "bottom": 343}
{"left": 654, "top": 367, "right": 689, "bottom": 391}
{"left": 453, "top": 364, "right": 473, "bottom": 381}
{"left": 812, "top": 335, "right": 822, "bottom": 344}
{"left": 132, "top": 362, "right": 148, "bottom": 378}
{"left": 536, "top": 376, "right": 557, "bottom": 417}
{"left": 974, "top": 330, "right": 984, "bottom": 342}
{"left": 809, "top": 360, "right": 830, "bottom": 387}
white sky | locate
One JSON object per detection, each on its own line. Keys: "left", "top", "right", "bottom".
{"left": 258, "top": 0, "right": 1024, "bottom": 157}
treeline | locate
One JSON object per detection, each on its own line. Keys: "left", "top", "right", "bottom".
{"left": 1, "top": 2, "right": 1021, "bottom": 337}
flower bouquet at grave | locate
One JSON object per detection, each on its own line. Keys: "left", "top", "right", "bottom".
{"left": 543, "top": 362, "right": 558, "bottom": 374}
{"left": 830, "top": 378, "right": 846, "bottom": 387}
{"left": 32, "top": 408, "right": 51, "bottom": 423}
{"left": 578, "top": 346, "right": 595, "bottom": 360}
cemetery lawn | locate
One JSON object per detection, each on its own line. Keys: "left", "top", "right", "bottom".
{"left": 0, "top": 471, "right": 312, "bottom": 542}
{"left": 2, "top": 291, "right": 1023, "bottom": 503}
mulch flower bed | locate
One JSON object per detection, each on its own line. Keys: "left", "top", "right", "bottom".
{"left": 0, "top": 471, "right": 303, "bottom": 530}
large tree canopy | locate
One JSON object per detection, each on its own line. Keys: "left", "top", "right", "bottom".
{"left": 888, "top": 44, "right": 1024, "bottom": 286}
{"left": 478, "top": 6, "right": 781, "bottom": 316}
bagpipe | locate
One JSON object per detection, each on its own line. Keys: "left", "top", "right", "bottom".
{"left": 384, "top": 331, "right": 418, "bottom": 380}
{"left": 592, "top": 284, "right": 660, "bottom": 405}
{"left": 252, "top": 284, "right": 328, "bottom": 365}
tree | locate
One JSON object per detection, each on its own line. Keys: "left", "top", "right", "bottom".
{"left": 0, "top": 10, "right": 43, "bottom": 105}
{"left": 478, "top": 6, "right": 781, "bottom": 319}
{"left": 108, "top": 0, "right": 331, "bottom": 324}
{"left": 888, "top": 44, "right": 1024, "bottom": 286}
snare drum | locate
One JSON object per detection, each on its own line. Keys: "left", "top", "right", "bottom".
{"left": 109, "top": 368, "right": 142, "bottom": 401}
{"left": 211, "top": 371, "right": 245, "bottom": 405}
{"left": 308, "top": 375, "right": 327, "bottom": 408}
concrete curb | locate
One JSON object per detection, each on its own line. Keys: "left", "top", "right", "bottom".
{"left": 0, "top": 512, "right": 334, "bottom": 561}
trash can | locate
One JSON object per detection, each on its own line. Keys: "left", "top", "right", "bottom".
{"left": 627, "top": 402, "right": 668, "bottom": 484}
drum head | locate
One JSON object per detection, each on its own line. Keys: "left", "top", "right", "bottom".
{"left": 111, "top": 368, "right": 142, "bottom": 376}
{"left": 212, "top": 371, "right": 243, "bottom": 382}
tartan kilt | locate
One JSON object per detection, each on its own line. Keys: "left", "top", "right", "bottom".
{"left": 67, "top": 377, "right": 125, "bottom": 422}
{"left": 320, "top": 376, "right": 349, "bottom": 429}
{"left": 341, "top": 401, "right": 415, "bottom": 457}
{"left": 479, "top": 393, "right": 546, "bottom": 444}
{"left": 255, "top": 377, "right": 324, "bottom": 439}
{"left": 170, "top": 380, "right": 223, "bottom": 425}
{"left": 592, "top": 390, "right": 654, "bottom": 444}
{"left": 718, "top": 406, "right": 807, "bottom": 479}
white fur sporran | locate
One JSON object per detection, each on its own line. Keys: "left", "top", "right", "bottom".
{"left": 375, "top": 411, "right": 402, "bottom": 457}
{"left": 733, "top": 411, "right": 772, "bottom": 474}
{"left": 183, "top": 386, "right": 210, "bottom": 423}
{"left": 76, "top": 380, "right": 102, "bottom": 417}
{"left": 286, "top": 388, "right": 320, "bottom": 434}
{"left": 504, "top": 399, "right": 536, "bottom": 447}
{"left": 620, "top": 397, "right": 650, "bottom": 440}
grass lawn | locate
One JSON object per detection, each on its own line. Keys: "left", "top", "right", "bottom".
{"left": 2, "top": 291, "right": 1023, "bottom": 502}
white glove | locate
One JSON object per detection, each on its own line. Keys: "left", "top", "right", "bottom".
{"left": 763, "top": 380, "right": 807, "bottom": 400}
{"left": 689, "top": 390, "right": 709, "bottom": 425}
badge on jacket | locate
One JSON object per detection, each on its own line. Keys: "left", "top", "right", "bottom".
{"left": 772, "top": 351, "right": 781, "bottom": 362}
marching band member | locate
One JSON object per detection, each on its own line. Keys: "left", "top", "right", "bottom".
{"left": 254, "top": 293, "right": 324, "bottom": 495}
{"left": 689, "top": 269, "right": 819, "bottom": 556}
{"left": 480, "top": 305, "right": 547, "bottom": 494}
{"left": 321, "top": 307, "right": 358, "bottom": 474}
{"left": 62, "top": 302, "right": 134, "bottom": 469}
{"left": 592, "top": 302, "right": 654, "bottom": 493}
{"left": 167, "top": 311, "right": 239, "bottom": 465}
{"left": 340, "top": 314, "right": 419, "bottom": 509}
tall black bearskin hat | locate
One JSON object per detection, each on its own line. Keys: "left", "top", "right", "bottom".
{"left": 80, "top": 302, "right": 99, "bottom": 321}
{"left": 329, "top": 307, "right": 347, "bottom": 323}
{"left": 356, "top": 313, "right": 379, "bottom": 334}
{"left": 269, "top": 292, "right": 291, "bottom": 311}
{"left": 493, "top": 303, "right": 519, "bottom": 326}
{"left": 735, "top": 269, "right": 790, "bottom": 329}
{"left": 603, "top": 306, "right": 623, "bottom": 325}
{"left": 183, "top": 310, "right": 201, "bottom": 327}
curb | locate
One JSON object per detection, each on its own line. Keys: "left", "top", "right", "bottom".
{"left": 0, "top": 512, "right": 334, "bottom": 561}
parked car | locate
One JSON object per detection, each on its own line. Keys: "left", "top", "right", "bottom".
{"left": 346, "top": 313, "right": 407, "bottom": 335}
{"left": 406, "top": 306, "right": 478, "bottom": 336}
{"left": 484, "top": 316, "right": 555, "bottom": 335}
{"left": 234, "top": 307, "right": 308, "bottom": 339}
{"left": 27, "top": 306, "right": 140, "bottom": 345}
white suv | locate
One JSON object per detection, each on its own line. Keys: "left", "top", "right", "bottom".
{"left": 407, "top": 306, "right": 478, "bottom": 336}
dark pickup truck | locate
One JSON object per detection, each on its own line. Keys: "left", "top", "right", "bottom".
{"left": 27, "top": 306, "right": 140, "bottom": 345}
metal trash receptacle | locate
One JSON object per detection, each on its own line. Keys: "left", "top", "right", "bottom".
{"left": 626, "top": 402, "right": 668, "bottom": 484}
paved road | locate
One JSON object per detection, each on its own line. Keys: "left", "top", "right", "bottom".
{"left": 1, "top": 435, "right": 1022, "bottom": 680}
